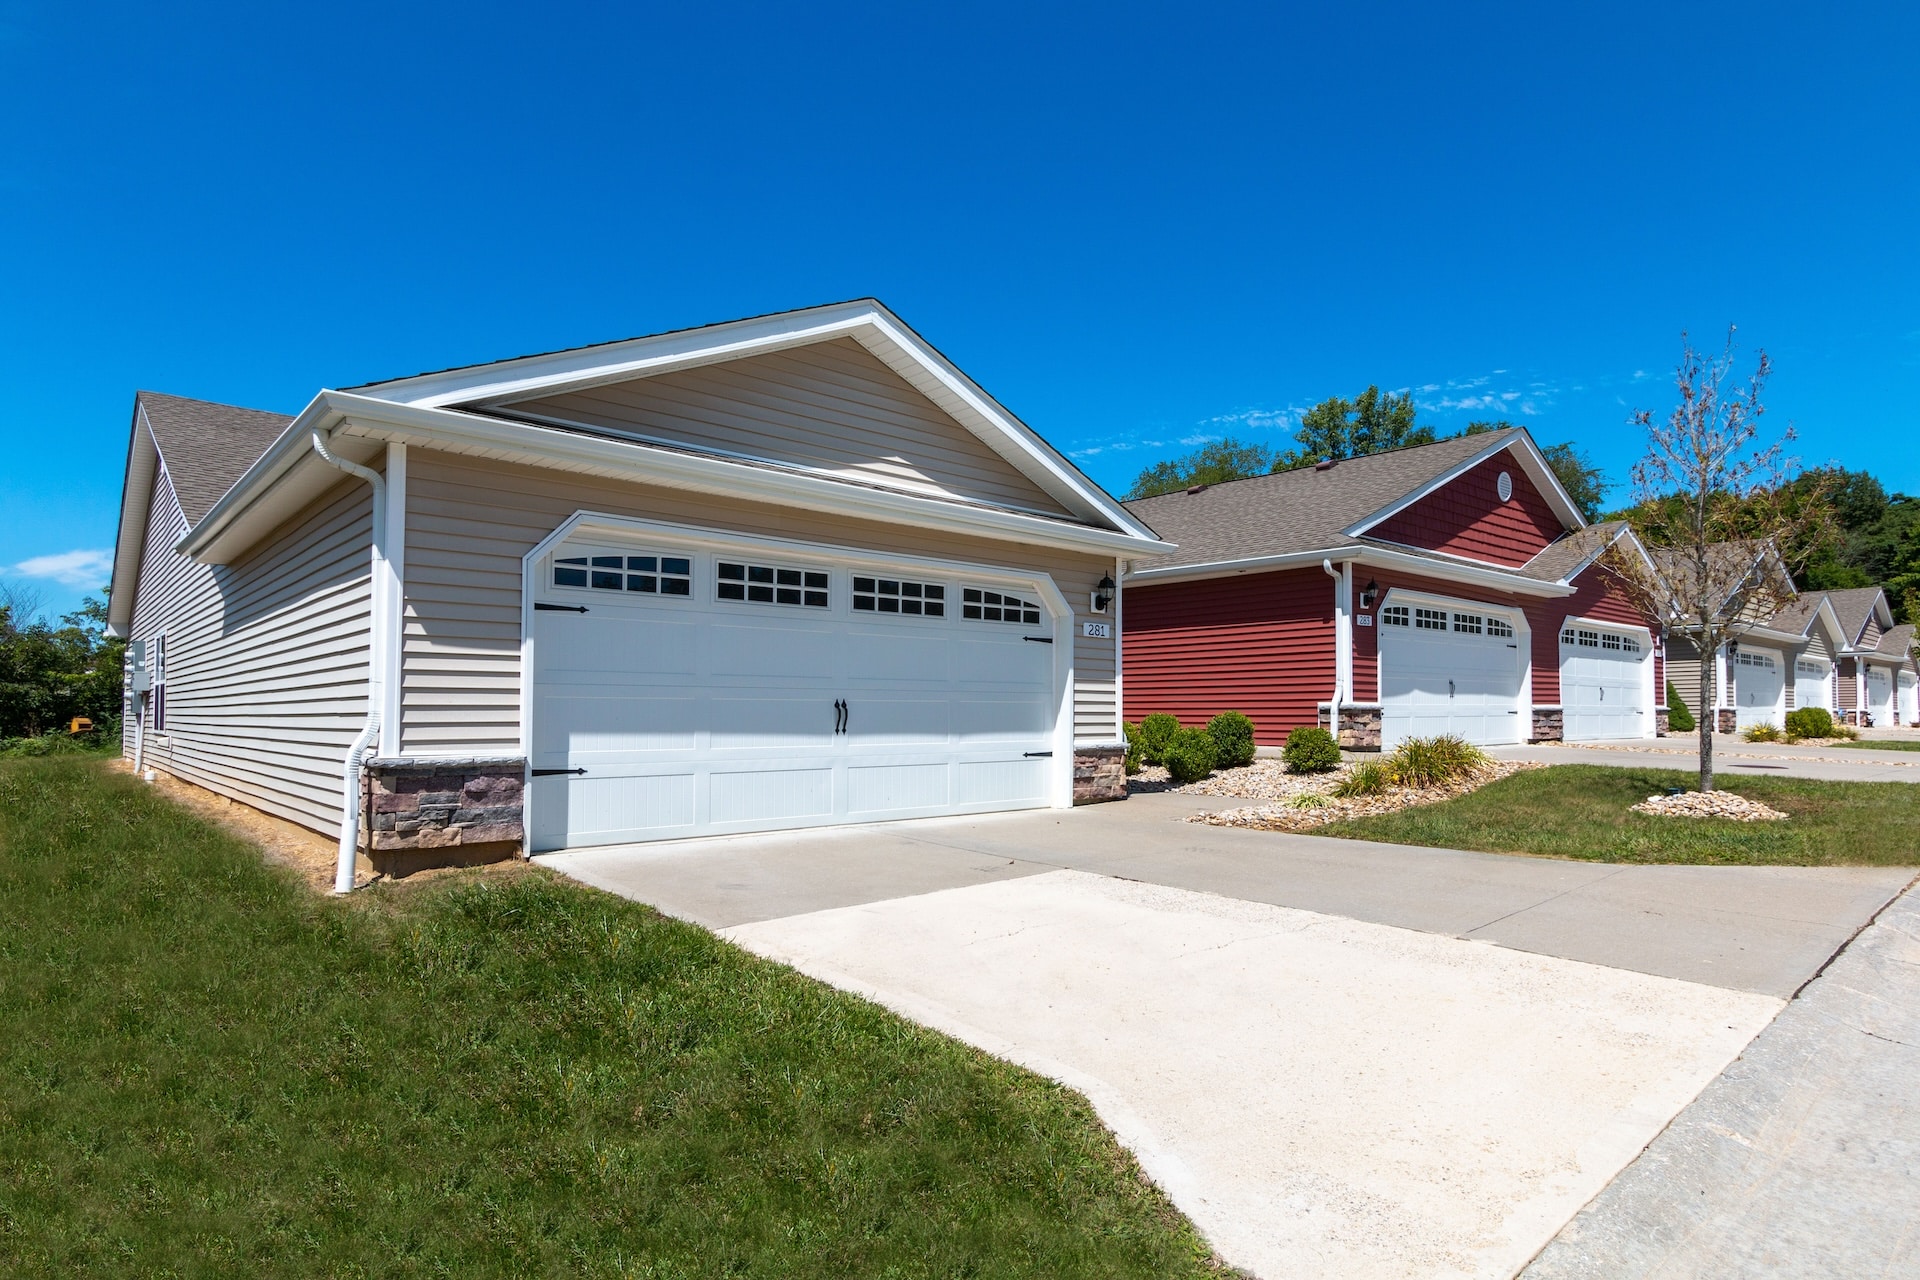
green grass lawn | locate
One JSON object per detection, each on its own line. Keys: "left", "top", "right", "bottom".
{"left": 1828, "top": 738, "right": 1920, "bottom": 751}
{"left": 0, "top": 759, "right": 1218, "bottom": 1278}
{"left": 1317, "top": 764, "right": 1920, "bottom": 866}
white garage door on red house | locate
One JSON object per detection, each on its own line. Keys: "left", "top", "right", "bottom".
{"left": 1377, "top": 599, "right": 1527, "bottom": 749}
{"left": 1559, "top": 623, "right": 1650, "bottom": 741}
{"left": 528, "top": 537, "right": 1060, "bottom": 851}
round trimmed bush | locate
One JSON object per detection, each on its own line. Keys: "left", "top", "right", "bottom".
{"left": 1205, "top": 712, "right": 1257, "bottom": 769}
{"left": 1162, "top": 727, "right": 1218, "bottom": 784}
{"left": 1137, "top": 713, "right": 1181, "bottom": 766}
{"left": 1282, "top": 726, "right": 1341, "bottom": 774}
{"left": 1784, "top": 706, "right": 1833, "bottom": 741}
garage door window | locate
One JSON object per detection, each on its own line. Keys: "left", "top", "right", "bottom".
{"left": 963, "top": 588, "right": 1042, "bottom": 625}
{"left": 853, "top": 576, "right": 946, "bottom": 617}
{"left": 1486, "top": 617, "right": 1514, "bottom": 638}
{"left": 1797, "top": 660, "right": 1826, "bottom": 680}
{"left": 1735, "top": 651, "right": 1775, "bottom": 671}
{"left": 1382, "top": 605, "right": 1409, "bottom": 626}
{"left": 718, "top": 561, "right": 829, "bottom": 608}
{"left": 1453, "top": 613, "right": 1483, "bottom": 635}
{"left": 555, "top": 553, "right": 692, "bottom": 596}
{"left": 1415, "top": 607, "right": 1448, "bottom": 631}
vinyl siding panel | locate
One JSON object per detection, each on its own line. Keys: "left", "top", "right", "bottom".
{"left": 1667, "top": 634, "right": 1707, "bottom": 719}
{"left": 1861, "top": 616, "right": 1884, "bottom": 648}
{"left": 1838, "top": 658, "right": 1858, "bottom": 710}
{"left": 507, "top": 338, "right": 1070, "bottom": 517}
{"left": 399, "top": 450, "right": 1119, "bottom": 756}
{"left": 1123, "top": 568, "right": 1336, "bottom": 745}
{"left": 1368, "top": 452, "right": 1565, "bottom": 567}
{"left": 123, "top": 457, "right": 372, "bottom": 835}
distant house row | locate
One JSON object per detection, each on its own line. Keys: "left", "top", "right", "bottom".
{"left": 1118, "top": 432, "right": 1916, "bottom": 749}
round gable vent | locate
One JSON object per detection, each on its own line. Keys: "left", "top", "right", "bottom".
{"left": 1497, "top": 471, "right": 1514, "bottom": 502}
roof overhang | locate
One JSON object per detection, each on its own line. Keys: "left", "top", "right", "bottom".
{"left": 348, "top": 299, "right": 1157, "bottom": 545}
{"left": 105, "top": 401, "right": 162, "bottom": 638}
{"left": 1342, "top": 430, "right": 1588, "bottom": 538}
{"left": 1125, "top": 543, "right": 1576, "bottom": 597}
{"left": 178, "top": 392, "right": 1171, "bottom": 565}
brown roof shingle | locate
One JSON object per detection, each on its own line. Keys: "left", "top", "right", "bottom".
{"left": 138, "top": 391, "right": 293, "bottom": 525}
{"left": 1123, "top": 430, "right": 1524, "bottom": 571}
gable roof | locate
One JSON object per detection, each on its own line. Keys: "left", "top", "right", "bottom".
{"left": 1821, "top": 587, "right": 1892, "bottom": 646}
{"left": 106, "top": 392, "right": 293, "bottom": 635}
{"left": 137, "top": 392, "right": 293, "bottom": 524}
{"left": 1515, "top": 520, "right": 1631, "bottom": 583}
{"left": 1875, "top": 622, "right": 1915, "bottom": 662}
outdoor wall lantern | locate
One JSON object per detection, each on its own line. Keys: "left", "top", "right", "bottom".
{"left": 1093, "top": 574, "right": 1116, "bottom": 614}
{"left": 1360, "top": 579, "right": 1378, "bottom": 610}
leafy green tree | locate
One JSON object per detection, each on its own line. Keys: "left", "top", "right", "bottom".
{"left": 1463, "top": 420, "right": 1611, "bottom": 520}
{"left": 1125, "top": 437, "right": 1275, "bottom": 499}
{"left": 1278, "top": 386, "right": 1432, "bottom": 469}
{"left": 0, "top": 592, "right": 124, "bottom": 739}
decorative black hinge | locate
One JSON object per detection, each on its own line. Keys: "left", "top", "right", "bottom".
{"left": 1023, "top": 636, "right": 1053, "bottom": 644}
{"left": 531, "top": 767, "right": 587, "bottom": 777}
{"left": 1024, "top": 751, "right": 1053, "bottom": 758}
{"left": 535, "top": 603, "right": 589, "bottom": 613}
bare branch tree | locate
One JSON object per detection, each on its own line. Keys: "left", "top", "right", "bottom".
{"left": 0, "top": 584, "right": 48, "bottom": 627}
{"left": 1599, "top": 328, "right": 1835, "bottom": 791}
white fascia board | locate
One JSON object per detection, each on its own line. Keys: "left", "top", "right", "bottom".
{"left": 354, "top": 300, "right": 1155, "bottom": 544}
{"left": 1125, "top": 544, "right": 1575, "bottom": 597}
{"left": 1343, "top": 431, "right": 1588, "bottom": 540}
{"left": 182, "top": 392, "right": 1171, "bottom": 563}
{"left": 107, "top": 406, "right": 161, "bottom": 635}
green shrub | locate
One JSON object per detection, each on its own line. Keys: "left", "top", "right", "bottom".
{"left": 1666, "top": 683, "right": 1695, "bottom": 734}
{"left": 1205, "top": 712, "right": 1257, "bottom": 769}
{"left": 1386, "top": 734, "right": 1488, "bottom": 788}
{"left": 1742, "top": 722, "right": 1784, "bottom": 743}
{"left": 1121, "top": 722, "right": 1145, "bottom": 775}
{"left": 1332, "top": 760, "right": 1395, "bottom": 797}
{"left": 1282, "top": 726, "right": 1342, "bottom": 774}
{"left": 1162, "top": 727, "right": 1218, "bottom": 784}
{"left": 1137, "top": 713, "right": 1181, "bottom": 766}
{"left": 0, "top": 732, "right": 92, "bottom": 759}
{"left": 1831, "top": 722, "right": 1860, "bottom": 740}
{"left": 1784, "top": 707, "right": 1834, "bottom": 741}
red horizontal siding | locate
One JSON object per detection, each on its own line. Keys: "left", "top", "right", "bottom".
{"left": 1368, "top": 450, "right": 1564, "bottom": 567}
{"left": 1125, "top": 568, "right": 1335, "bottom": 745}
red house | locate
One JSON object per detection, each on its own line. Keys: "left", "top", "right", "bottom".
{"left": 1120, "top": 429, "right": 1664, "bottom": 750}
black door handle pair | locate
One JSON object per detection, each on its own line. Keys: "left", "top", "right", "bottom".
{"left": 833, "top": 699, "right": 850, "bottom": 734}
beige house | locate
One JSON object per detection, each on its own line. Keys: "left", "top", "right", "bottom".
{"left": 108, "top": 301, "right": 1167, "bottom": 890}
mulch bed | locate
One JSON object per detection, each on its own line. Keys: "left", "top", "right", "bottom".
{"left": 1176, "top": 760, "right": 1544, "bottom": 833}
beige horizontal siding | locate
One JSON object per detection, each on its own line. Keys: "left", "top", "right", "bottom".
{"left": 1666, "top": 633, "right": 1708, "bottom": 721}
{"left": 124, "top": 458, "right": 373, "bottom": 836}
{"left": 399, "top": 450, "right": 1120, "bottom": 756}
{"left": 508, "top": 338, "right": 1070, "bottom": 517}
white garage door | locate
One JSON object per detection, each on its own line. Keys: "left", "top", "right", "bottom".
{"left": 1866, "top": 666, "right": 1894, "bottom": 726}
{"left": 1732, "top": 649, "right": 1783, "bottom": 731}
{"left": 1378, "top": 601, "right": 1526, "bottom": 748}
{"left": 1900, "top": 671, "right": 1917, "bottom": 724}
{"left": 1560, "top": 624, "right": 1649, "bottom": 741}
{"left": 528, "top": 539, "right": 1058, "bottom": 851}
{"left": 1795, "top": 659, "right": 1831, "bottom": 711}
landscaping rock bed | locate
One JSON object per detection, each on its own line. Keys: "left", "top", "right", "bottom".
{"left": 1630, "top": 791, "right": 1790, "bottom": 822}
{"left": 1129, "top": 759, "right": 1343, "bottom": 801}
{"left": 1185, "top": 760, "right": 1542, "bottom": 832}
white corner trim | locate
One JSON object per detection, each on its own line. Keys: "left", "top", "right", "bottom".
{"left": 379, "top": 443, "right": 407, "bottom": 754}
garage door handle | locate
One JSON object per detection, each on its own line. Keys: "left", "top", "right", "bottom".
{"left": 535, "top": 603, "right": 589, "bottom": 613}
{"left": 1024, "top": 751, "right": 1053, "bottom": 758}
{"left": 1023, "top": 635, "right": 1053, "bottom": 644}
{"left": 532, "top": 767, "right": 587, "bottom": 777}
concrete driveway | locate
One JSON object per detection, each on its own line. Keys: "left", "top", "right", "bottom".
{"left": 539, "top": 794, "right": 1915, "bottom": 1279}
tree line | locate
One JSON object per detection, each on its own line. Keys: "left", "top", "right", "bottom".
{"left": 0, "top": 589, "right": 125, "bottom": 743}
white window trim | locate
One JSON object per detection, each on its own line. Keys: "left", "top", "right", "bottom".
{"left": 515, "top": 509, "right": 1079, "bottom": 836}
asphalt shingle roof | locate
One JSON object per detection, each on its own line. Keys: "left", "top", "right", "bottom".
{"left": 1516, "top": 521, "right": 1626, "bottom": 583}
{"left": 138, "top": 392, "right": 292, "bottom": 526}
{"left": 1819, "top": 587, "right": 1888, "bottom": 646}
{"left": 1123, "top": 430, "right": 1523, "bottom": 571}
{"left": 1874, "top": 623, "right": 1914, "bottom": 660}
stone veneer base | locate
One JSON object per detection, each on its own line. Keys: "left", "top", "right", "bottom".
{"left": 1316, "top": 704, "right": 1383, "bottom": 751}
{"left": 365, "top": 757, "right": 526, "bottom": 868}
{"left": 1530, "top": 707, "right": 1564, "bottom": 743}
{"left": 1655, "top": 709, "right": 1670, "bottom": 737}
{"left": 1074, "top": 746, "right": 1127, "bottom": 804}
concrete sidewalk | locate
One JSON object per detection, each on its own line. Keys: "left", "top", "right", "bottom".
{"left": 542, "top": 791, "right": 1913, "bottom": 998}
{"left": 1524, "top": 881, "right": 1920, "bottom": 1278}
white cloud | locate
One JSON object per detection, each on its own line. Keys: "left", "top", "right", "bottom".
{"left": 10, "top": 548, "right": 113, "bottom": 589}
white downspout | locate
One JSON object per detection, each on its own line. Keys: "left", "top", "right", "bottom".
{"left": 312, "top": 430, "right": 387, "bottom": 895}
{"left": 1323, "top": 559, "right": 1350, "bottom": 738}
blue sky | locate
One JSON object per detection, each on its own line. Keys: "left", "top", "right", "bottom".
{"left": 3, "top": 1, "right": 1916, "bottom": 619}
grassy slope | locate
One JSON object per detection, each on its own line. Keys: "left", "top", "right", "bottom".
{"left": 0, "top": 759, "right": 1216, "bottom": 1278}
{"left": 1318, "top": 764, "right": 1920, "bottom": 866}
